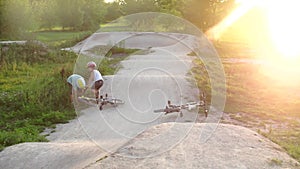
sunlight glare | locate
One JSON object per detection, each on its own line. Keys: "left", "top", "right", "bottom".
{"left": 207, "top": 0, "right": 258, "bottom": 40}
{"left": 263, "top": 0, "right": 300, "bottom": 59}
{"left": 210, "top": 0, "right": 300, "bottom": 59}
{"left": 104, "top": 0, "right": 116, "bottom": 3}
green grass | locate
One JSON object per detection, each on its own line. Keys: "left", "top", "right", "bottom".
{"left": 0, "top": 30, "right": 139, "bottom": 151}
{"left": 270, "top": 158, "right": 283, "bottom": 166}
{"left": 191, "top": 46, "right": 300, "bottom": 162}
{"left": 100, "top": 47, "right": 140, "bottom": 75}
{"left": 99, "top": 22, "right": 131, "bottom": 32}
{"left": 34, "top": 31, "right": 91, "bottom": 47}
{"left": 223, "top": 62, "right": 300, "bottom": 162}
{"left": 75, "top": 46, "right": 141, "bottom": 77}
{"left": 0, "top": 42, "right": 77, "bottom": 151}
{"left": 34, "top": 31, "right": 88, "bottom": 42}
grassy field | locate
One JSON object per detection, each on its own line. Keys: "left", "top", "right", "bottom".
{"left": 0, "top": 30, "right": 146, "bottom": 150}
{"left": 0, "top": 30, "right": 92, "bottom": 150}
{"left": 192, "top": 43, "right": 300, "bottom": 162}
{"left": 34, "top": 31, "right": 91, "bottom": 47}
{"left": 222, "top": 61, "right": 300, "bottom": 162}
{"left": 0, "top": 43, "right": 77, "bottom": 151}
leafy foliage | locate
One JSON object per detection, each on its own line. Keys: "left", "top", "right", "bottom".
{"left": 183, "top": 0, "right": 235, "bottom": 31}
{"left": 0, "top": 0, "right": 237, "bottom": 39}
{"left": 0, "top": 0, "right": 106, "bottom": 39}
{"left": 0, "top": 43, "right": 77, "bottom": 150}
{"left": 0, "top": 0, "right": 33, "bottom": 39}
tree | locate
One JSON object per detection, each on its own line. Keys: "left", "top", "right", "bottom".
{"left": 34, "top": 0, "right": 57, "bottom": 30}
{"left": 0, "top": 0, "right": 33, "bottom": 39}
{"left": 119, "top": 0, "right": 159, "bottom": 15}
{"left": 183, "top": 0, "right": 235, "bottom": 31}
{"left": 156, "top": 0, "right": 186, "bottom": 16}
{"left": 53, "top": 0, "right": 107, "bottom": 31}
{"left": 118, "top": 0, "right": 185, "bottom": 16}
{"left": 55, "top": 0, "right": 84, "bottom": 30}
{"left": 0, "top": 0, "right": 6, "bottom": 38}
{"left": 104, "top": 2, "right": 123, "bottom": 22}
{"left": 81, "top": 0, "right": 107, "bottom": 30}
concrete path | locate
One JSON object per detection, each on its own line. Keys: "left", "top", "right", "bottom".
{"left": 0, "top": 32, "right": 201, "bottom": 169}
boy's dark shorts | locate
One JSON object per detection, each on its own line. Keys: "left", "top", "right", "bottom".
{"left": 92, "top": 80, "right": 104, "bottom": 90}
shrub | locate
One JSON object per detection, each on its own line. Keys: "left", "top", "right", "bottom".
{"left": 0, "top": 43, "right": 76, "bottom": 150}
{"left": 41, "top": 111, "right": 68, "bottom": 124}
{"left": 0, "top": 125, "right": 47, "bottom": 148}
{"left": 0, "top": 42, "right": 49, "bottom": 68}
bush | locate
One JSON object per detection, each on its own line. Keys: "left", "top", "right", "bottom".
{"left": 0, "top": 125, "right": 47, "bottom": 148}
{"left": 0, "top": 43, "right": 77, "bottom": 150}
{"left": 0, "top": 92, "right": 25, "bottom": 112}
{"left": 0, "top": 42, "right": 49, "bottom": 68}
{"left": 41, "top": 111, "right": 69, "bottom": 124}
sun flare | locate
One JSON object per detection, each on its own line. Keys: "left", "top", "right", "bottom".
{"left": 210, "top": 0, "right": 300, "bottom": 59}
{"left": 206, "top": 1, "right": 255, "bottom": 40}
{"left": 262, "top": 0, "right": 300, "bottom": 59}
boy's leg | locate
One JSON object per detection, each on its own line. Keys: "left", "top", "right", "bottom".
{"left": 94, "top": 80, "right": 104, "bottom": 105}
{"left": 95, "top": 80, "right": 104, "bottom": 110}
{"left": 91, "top": 83, "right": 98, "bottom": 105}
{"left": 71, "top": 88, "right": 77, "bottom": 104}
{"left": 95, "top": 89, "right": 100, "bottom": 105}
{"left": 74, "top": 88, "right": 80, "bottom": 105}
{"left": 78, "top": 88, "right": 84, "bottom": 97}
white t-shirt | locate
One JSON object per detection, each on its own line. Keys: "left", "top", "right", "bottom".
{"left": 93, "top": 70, "right": 103, "bottom": 82}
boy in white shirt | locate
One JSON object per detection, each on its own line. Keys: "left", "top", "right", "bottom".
{"left": 86, "top": 61, "right": 104, "bottom": 108}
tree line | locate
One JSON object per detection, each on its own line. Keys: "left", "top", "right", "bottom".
{"left": 0, "top": 0, "right": 235, "bottom": 39}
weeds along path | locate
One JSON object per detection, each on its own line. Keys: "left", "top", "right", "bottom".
{"left": 0, "top": 32, "right": 201, "bottom": 169}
